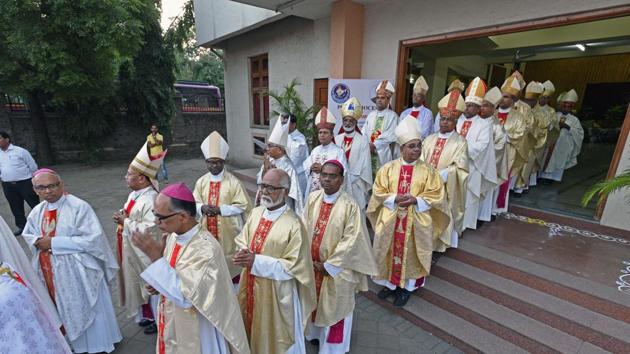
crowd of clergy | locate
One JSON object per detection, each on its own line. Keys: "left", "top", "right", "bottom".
{"left": 0, "top": 69, "right": 585, "bottom": 354}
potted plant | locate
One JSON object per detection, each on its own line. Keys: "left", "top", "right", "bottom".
{"left": 267, "top": 78, "right": 318, "bottom": 148}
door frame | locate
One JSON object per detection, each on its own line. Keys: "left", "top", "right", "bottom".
{"left": 393, "top": 4, "right": 630, "bottom": 218}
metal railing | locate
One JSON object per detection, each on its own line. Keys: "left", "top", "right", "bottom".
{"left": 3, "top": 94, "right": 28, "bottom": 112}
{"left": 181, "top": 96, "right": 225, "bottom": 113}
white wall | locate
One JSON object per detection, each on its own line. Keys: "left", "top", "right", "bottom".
{"left": 360, "top": 0, "right": 630, "bottom": 81}
{"left": 223, "top": 16, "right": 330, "bottom": 167}
{"left": 193, "top": 0, "right": 281, "bottom": 46}
{"left": 600, "top": 127, "right": 630, "bottom": 230}
{"left": 426, "top": 55, "right": 488, "bottom": 110}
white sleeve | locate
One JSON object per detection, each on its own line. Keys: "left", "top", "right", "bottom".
{"left": 383, "top": 195, "right": 397, "bottom": 210}
{"left": 414, "top": 197, "right": 431, "bottom": 213}
{"left": 251, "top": 254, "right": 293, "bottom": 281}
{"left": 196, "top": 202, "right": 204, "bottom": 218}
{"left": 22, "top": 148, "right": 38, "bottom": 175}
{"left": 51, "top": 236, "right": 85, "bottom": 255}
{"left": 141, "top": 258, "right": 193, "bottom": 308}
{"left": 219, "top": 205, "right": 244, "bottom": 217}
{"left": 439, "top": 169, "right": 449, "bottom": 182}
{"left": 323, "top": 262, "right": 343, "bottom": 278}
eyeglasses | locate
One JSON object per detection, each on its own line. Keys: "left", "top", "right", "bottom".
{"left": 152, "top": 211, "right": 180, "bottom": 221}
{"left": 33, "top": 182, "right": 61, "bottom": 191}
{"left": 257, "top": 183, "right": 285, "bottom": 192}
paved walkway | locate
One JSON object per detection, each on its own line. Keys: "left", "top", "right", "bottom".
{"left": 1, "top": 158, "right": 458, "bottom": 354}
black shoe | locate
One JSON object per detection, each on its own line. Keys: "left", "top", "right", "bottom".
{"left": 309, "top": 339, "right": 320, "bottom": 346}
{"left": 490, "top": 215, "right": 497, "bottom": 222}
{"left": 393, "top": 289, "right": 412, "bottom": 307}
{"left": 144, "top": 322, "right": 157, "bottom": 334}
{"left": 377, "top": 287, "right": 397, "bottom": 300}
{"left": 13, "top": 229, "right": 23, "bottom": 236}
{"left": 476, "top": 220, "right": 484, "bottom": 229}
{"left": 138, "top": 319, "right": 153, "bottom": 327}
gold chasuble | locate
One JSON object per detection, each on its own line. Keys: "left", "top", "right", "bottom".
{"left": 420, "top": 133, "right": 469, "bottom": 240}
{"left": 158, "top": 228, "right": 249, "bottom": 354}
{"left": 303, "top": 190, "right": 377, "bottom": 327}
{"left": 496, "top": 109, "right": 529, "bottom": 181}
{"left": 193, "top": 171, "right": 252, "bottom": 278}
{"left": 236, "top": 206, "right": 316, "bottom": 354}
{"left": 367, "top": 159, "right": 450, "bottom": 287}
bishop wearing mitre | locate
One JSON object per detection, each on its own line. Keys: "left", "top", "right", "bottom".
{"left": 194, "top": 131, "right": 252, "bottom": 286}
{"left": 334, "top": 97, "right": 372, "bottom": 211}
{"left": 368, "top": 116, "right": 450, "bottom": 308}
{"left": 421, "top": 90, "right": 469, "bottom": 247}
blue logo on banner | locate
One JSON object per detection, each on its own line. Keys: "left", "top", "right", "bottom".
{"left": 331, "top": 83, "right": 351, "bottom": 103}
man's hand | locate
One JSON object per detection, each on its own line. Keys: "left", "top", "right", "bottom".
{"left": 233, "top": 248, "right": 255, "bottom": 268}
{"left": 396, "top": 194, "right": 417, "bottom": 208}
{"left": 145, "top": 284, "right": 159, "bottom": 296}
{"left": 112, "top": 210, "right": 128, "bottom": 225}
{"left": 132, "top": 231, "right": 166, "bottom": 263}
{"left": 35, "top": 236, "right": 53, "bottom": 252}
{"left": 313, "top": 261, "right": 330, "bottom": 276}
{"left": 370, "top": 143, "right": 377, "bottom": 154}
{"left": 559, "top": 121, "right": 571, "bottom": 130}
{"left": 311, "top": 163, "right": 322, "bottom": 173}
{"left": 201, "top": 205, "right": 221, "bottom": 216}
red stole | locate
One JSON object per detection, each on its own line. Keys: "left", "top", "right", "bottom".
{"left": 390, "top": 165, "right": 413, "bottom": 287}
{"left": 116, "top": 198, "right": 137, "bottom": 265}
{"left": 429, "top": 138, "right": 447, "bottom": 168}
{"left": 245, "top": 218, "right": 274, "bottom": 335}
{"left": 410, "top": 110, "right": 420, "bottom": 118}
{"left": 158, "top": 242, "right": 183, "bottom": 354}
{"left": 206, "top": 182, "right": 221, "bottom": 239}
{"left": 310, "top": 201, "right": 334, "bottom": 322}
{"left": 39, "top": 209, "right": 58, "bottom": 303}
{"left": 342, "top": 136, "right": 353, "bottom": 160}
{"left": 497, "top": 111, "right": 508, "bottom": 125}
{"left": 459, "top": 120, "right": 472, "bottom": 138}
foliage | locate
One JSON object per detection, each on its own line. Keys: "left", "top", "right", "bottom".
{"left": 582, "top": 167, "right": 630, "bottom": 207}
{"left": 118, "top": 1, "right": 176, "bottom": 131}
{"left": 268, "top": 79, "right": 318, "bottom": 148}
{"left": 175, "top": 49, "right": 225, "bottom": 93}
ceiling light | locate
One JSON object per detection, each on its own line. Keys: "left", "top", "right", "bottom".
{"left": 576, "top": 44, "right": 586, "bottom": 51}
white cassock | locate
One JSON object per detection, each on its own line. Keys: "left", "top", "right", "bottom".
{"left": 400, "top": 105, "right": 434, "bottom": 140}
{"left": 287, "top": 129, "right": 310, "bottom": 194}
{"left": 457, "top": 116, "right": 498, "bottom": 228}
{"left": 140, "top": 226, "right": 231, "bottom": 354}
{"left": 22, "top": 194, "right": 122, "bottom": 354}
{"left": 302, "top": 143, "right": 349, "bottom": 198}
{"left": 0, "top": 262, "right": 73, "bottom": 354}
{"left": 335, "top": 131, "right": 372, "bottom": 210}
{"left": 363, "top": 109, "right": 398, "bottom": 167}
{"left": 541, "top": 112, "right": 584, "bottom": 181}
{"left": 257, "top": 155, "right": 304, "bottom": 215}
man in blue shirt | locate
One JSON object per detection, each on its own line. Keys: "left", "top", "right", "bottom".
{"left": 0, "top": 131, "right": 39, "bottom": 235}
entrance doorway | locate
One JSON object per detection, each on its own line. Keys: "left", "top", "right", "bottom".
{"left": 396, "top": 15, "right": 630, "bottom": 220}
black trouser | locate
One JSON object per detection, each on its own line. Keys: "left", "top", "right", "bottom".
{"left": 2, "top": 179, "right": 40, "bottom": 230}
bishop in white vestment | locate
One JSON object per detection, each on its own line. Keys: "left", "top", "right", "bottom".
{"left": 282, "top": 113, "right": 310, "bottom": 193}
{"left": 23, "top": 169, "right": 121, "bottom": 354}
{"left": 400, "top": 76, "right": 433, "bottom": 140}
{"left": 334, "top": 97, "right": 372, "bottom": 211}
{"left": 362, "top": 80, "right": 398, "bottom": 168}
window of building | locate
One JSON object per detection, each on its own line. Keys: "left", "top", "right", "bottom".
{"left": 250, "top": 54, "right": 269, "bottom": 126}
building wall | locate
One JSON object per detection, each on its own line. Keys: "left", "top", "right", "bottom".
{"left": 360, "top": 0, "right": 630, "bottom": 82}
{"left": 223, "top": 16, "right": 330, "bottom": 167}
{"left": 600, "top": 117, "right": 630, "bottom": 230}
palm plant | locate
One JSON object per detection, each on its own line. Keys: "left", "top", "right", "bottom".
{"left": 267, "top": 78, "right": 318, "bottom": 148}
{"left": 582, "top": 167, "right": 630, "bottom": 207}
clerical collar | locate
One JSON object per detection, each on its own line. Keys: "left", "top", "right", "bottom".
{"left": 209, "top": 169, "right": 224, "bottom": 182}
{"left": 47, "top": 195, "right": 67, "bottom": 211}
{"left": 465, "top": 115, "right": 479, "bottom": 121}
{"left": 319, "top": 143, "right": 334, "bottom": 149}
{"left": 175, "top": 223, "right": 200, "bottom": 245}
{"left": 263, "top": 204, "right": 288, "bottom": 221}
{"left": 289, "top": 130, "right": 301, "bottom": 138}
{"left": 438, "top": 131, "right": 454, "bottom": 139}
{"left": 411, "top": 106, "right": 420, "bottom": 111}
{"left": 344, "top": 130, "right": 355, "bottom": 138}
{"left": 498, "top": 107, "right": 511, "bottom": 114}
{"left": 401, "top": 159, "right": 417, "bottom": 166}
{"left": 323, "top": 190, "right": 341, "bottom": 203}
{"left": 132, "top": 186, "right": 153, "bottom": 199}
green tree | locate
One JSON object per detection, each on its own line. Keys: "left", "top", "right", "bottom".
{"left": 0, "top": 0, "right": 145, "bottom": 164}
{"left": 268, "top": 79, "right": 317, "bottom": 147}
